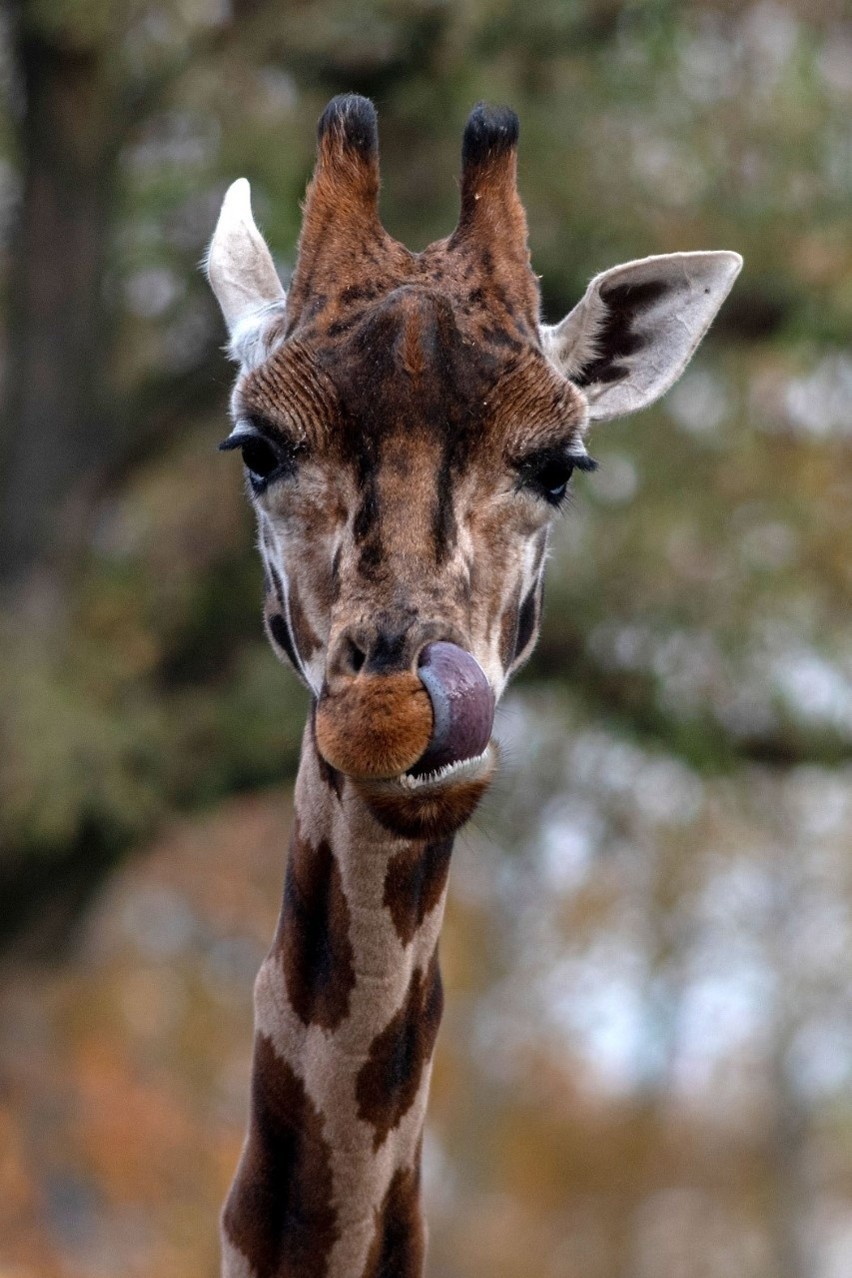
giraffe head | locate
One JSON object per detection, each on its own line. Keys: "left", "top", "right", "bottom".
{"left": 207, "top": 95, "right": 741, "bottom": 840}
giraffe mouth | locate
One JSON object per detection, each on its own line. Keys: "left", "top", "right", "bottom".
{"left": 357, "top": 740, "right": 497, "bottom": 839}
{"left": 366, "top": 641, "right": 496, "bottom": 822}
{"left": 324, "top": 642, "right": 497, "bottom": 836}
{"left": 396, "top": 744, "right": 494, "bottom": 792}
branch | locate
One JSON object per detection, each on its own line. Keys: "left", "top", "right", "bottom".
{"left": 529, "top": 636, "right": 852, "bottom": 772}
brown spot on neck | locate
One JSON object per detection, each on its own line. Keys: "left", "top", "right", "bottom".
{"left": 356, "top": 946, "right": 444, "bottom": 1150}
{"left": 276, "top": 820, "right": 356, "bottom": 1029}
{"left": 360, "top": 1160, "right": 425, "bottom": 1278}
{"left": 222, "top": 1033, "right": 338, "bottom": 1276}
{"left": 383, "top": 839, "right": 454, "bottom": 946}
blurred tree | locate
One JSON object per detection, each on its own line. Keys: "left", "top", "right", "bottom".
{"left": 0, "top": 4, "right": 851, "bottom": 1273}
{"left": 0, "top": 0, "right": 118, "bottom": 589}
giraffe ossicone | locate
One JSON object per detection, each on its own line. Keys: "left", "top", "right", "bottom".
{"left": 207, "top": 93, "right": 741, "bottom": 1277}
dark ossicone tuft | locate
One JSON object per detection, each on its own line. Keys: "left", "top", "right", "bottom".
{"left": 318, "top": 94, "right": 379, "bottom": 158}
{"left": 461, "top": 103, "right": 519, "bottom": 168}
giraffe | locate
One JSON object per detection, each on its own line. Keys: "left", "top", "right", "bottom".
{"left": 206, "top": 94, "right": 741, "bottom": 1278}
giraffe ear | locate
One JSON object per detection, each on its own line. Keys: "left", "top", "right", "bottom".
{"left": 541, "top": 252, "right": 742, "bottom": 422}
{"left": 206, "top": 178, "right": 286, "bottom": 340}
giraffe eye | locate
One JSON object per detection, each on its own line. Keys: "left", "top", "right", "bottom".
{"left": 516, "top": 451, "right": 575, "bottom": 507}
{"left": 218, "top": 425, "right": 299, "bottom": 494}
{"left": 515, "top": 446, "right": 597, "bottom": 508}
{"left": 531, "top": 458, "right": 574, "bottom": 505}
{"left": 239, "top": 436, "right": 279, "bottom": 482}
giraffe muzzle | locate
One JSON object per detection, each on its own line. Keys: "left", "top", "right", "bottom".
{"left": 314, "top": 641, "right": 494, "bottom": 784}
{"left": 314, "top": 669, "right": 434, "bottom": 780}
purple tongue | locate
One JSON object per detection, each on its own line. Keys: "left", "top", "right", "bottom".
{"left": 409, "top": 642, "right": 494, "bottom": 778}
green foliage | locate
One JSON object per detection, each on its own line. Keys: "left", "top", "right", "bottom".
{"left": 0, "top": 421, "right": 305, "bottom": 944}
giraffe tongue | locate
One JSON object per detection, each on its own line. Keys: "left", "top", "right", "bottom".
{"left": 408, "top": 642, "right": 494, "bottom": 778}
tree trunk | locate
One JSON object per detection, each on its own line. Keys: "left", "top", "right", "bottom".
{"left": 0, "top": 14, "right": 117, "bottom": 597}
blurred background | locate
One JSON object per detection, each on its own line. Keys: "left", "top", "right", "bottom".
{"left": 0, "top": 0, "right": 850, "bottom": 1274}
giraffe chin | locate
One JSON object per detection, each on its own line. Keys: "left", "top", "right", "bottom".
{"left": 356, "top": 741, "right": 498, "bottom": 839}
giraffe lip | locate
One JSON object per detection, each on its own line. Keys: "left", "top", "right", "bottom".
{"left": 357, "top": 741, "right": 497, "bottom": 839}
{"left": 395, "top": 743, "right": 494, "bottom": 792}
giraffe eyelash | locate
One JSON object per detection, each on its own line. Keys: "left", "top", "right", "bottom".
{"left": 513, "top": 447, "right": 598, "bottom": 507}
{"left": 571, "top": 453, "right": 599, "bottom": 474}
{"left": 219, "top": 420, "right": 304, "bottom": 494}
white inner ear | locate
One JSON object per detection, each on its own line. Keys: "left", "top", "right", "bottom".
{"left": 205, "top": 178, "right": 286, "bottom": 359}
{"left": 541, "top": 251, "right": 742, "bottom": 422}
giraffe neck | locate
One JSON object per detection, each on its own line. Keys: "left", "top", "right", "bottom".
{"left": 222, "top": 723, "right": 453, "bottom": 1278}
